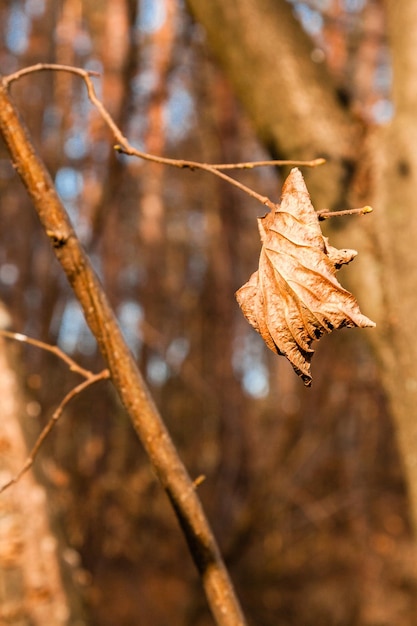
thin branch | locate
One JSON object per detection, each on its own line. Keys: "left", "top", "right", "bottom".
{"left": 318, "top": 205, "right": 373, "bottom": 220}
{"left": 0, "top": 369, "right": 110, "bottom": 494}
{"left": 207, "top": 157, "right": 326, "bottom": 169}
{"left": 0, "top": 68, "right": 248, "bottom": 626}
{"left": 115, "top": 144, "right": 277, "bottom": 209}
{"left": 3, "top": 63, "right": 325, "bottom": 213}
{"left": 2, "top": 62, "right": 101, "bottom": 86}
{"left": 0, "top": 329, "right": 94, "bottom": 379}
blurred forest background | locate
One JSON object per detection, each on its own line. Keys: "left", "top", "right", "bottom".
{"left": 1, "top": 1, "right": 417, "bottom": 625}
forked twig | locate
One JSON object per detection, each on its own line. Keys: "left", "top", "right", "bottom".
{"left": 0, "top": 369, "right": 110, "bottom": 494}
{"left": 4, "top": 64, "right": 372, "bottom": 219}
{"left": 3, "top": 63, "right": 325, "bottom": 212}
{"left": 0, "top": 329, "right": 110, "bottom": 492}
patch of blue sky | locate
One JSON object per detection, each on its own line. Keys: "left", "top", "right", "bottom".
{"left": 242, "top": 364, "right": 269, "bottom": 399}
{"left": 73, "top": 30, "right": 92, "bottom": 57}
{"left": 166, "top": 337, "right": 189, "bottom": 369}
{"left": 374, "top": 62, "right": 392, "bottom": 91}
{"left": 132, "top": 68, "right": 158, "bottom": 97}
{"left": 371, "top": 99, "right": 393, "bottom": 123}
{"left": 6, "top": 4, "right": 30, "bottom": 55}
{"left": 137, "top": 0, "right": 166, "bottom": 34}
{"left": 293, "top": 3, "right": 323, "bottom": 36}
{"left": 117, "top": 300, "right": 144, "bottom": 357}
{"left": 57, "top": 299, "right": 96, "bottom": 355}
{"left": 55, "top": 167, "right": 83, "bottom": 201}
{"left": 65, "top": 131, "right": 89, "bottom": 160}
{"left": 85, "top": 58, "right": 103, "bottom": 76}
{"left": 187, "top": 210, "right": 206, "bottom": 244}
{"left": 233, "top": 331, "right": 270, "bottom": 399}
{"left": 164, "top": 85, "right": 194, "bottom": 142}
{"left": 147, "top": 354, "right": 170, "bottom": 386}
{"left": 343, "top": 0, "right": 365, "bottom": 12}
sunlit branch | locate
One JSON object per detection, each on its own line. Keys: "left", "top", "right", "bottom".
{"left": 0, "top": 329, "right": 94, "bottom": 379}
{"left": 114, "top": 144, "right": 277, "bottom": 210}
{"left": 3, "top": 63, "right": 325, "bottom": 213}
{"left": 317, "top": 205, "right": 373, "bottom": 220}
{"left": 0, "top": 72, "right": 248, "bottom": 624}
{"left": 209, "top": 157, "right": 326, "bottom": 169}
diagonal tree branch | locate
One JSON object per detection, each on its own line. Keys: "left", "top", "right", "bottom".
{"left": 0, "top": 77, "right": 247, "bottom": 626}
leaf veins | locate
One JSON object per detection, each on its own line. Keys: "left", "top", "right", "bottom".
{"left": 236, "top": 168, "right": 375, "bottom": 386}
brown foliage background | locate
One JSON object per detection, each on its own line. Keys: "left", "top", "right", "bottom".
{"left": 0, "top": 1, "right": 415, "bottom": 625}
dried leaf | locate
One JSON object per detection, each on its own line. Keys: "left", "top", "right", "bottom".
{"left": 236, "top": 168, "right": 375, "bottom": 386}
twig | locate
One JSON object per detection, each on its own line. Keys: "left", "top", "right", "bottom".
{"left": 0, "top": 329, "right": 109, "bottom": 492}
{"left": 114, "top": 144, "right": 276, "bottom": 209}
{"left": 3, "top": 63, "right": 325, "bottom": 213}
{"left": 0, "top": 369, "right": 110, "bottom": 494}
{"left": 318, "top": 205, "right": 373, "bottom": 220}
{"left": 208, "top": 157, "right": 326, "bottom": 169}
{"left": 0, "top": 329, "right": 94, "bottom": 379}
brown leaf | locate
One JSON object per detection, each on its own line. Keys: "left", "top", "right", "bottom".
{"left": 236, "top": 168, "right": 375, "bottom": 386}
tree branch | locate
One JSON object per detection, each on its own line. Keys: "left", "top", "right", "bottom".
{"left": 0, "top": 76, "right": 247, "bottom": 626}
{"left": 186, "top": 0, "right": 363, "bottom": 211}
{"left": 317, "top": 205, "right": 373, "bottom": 220}
{"left": 0, "top": 329, "right": 93, "bottom": 378}
{"left": 3, "top": 62, "right": 325, "bottom": 214}
{"left": 0, "top": 369, "right": 110, "bottom": 494}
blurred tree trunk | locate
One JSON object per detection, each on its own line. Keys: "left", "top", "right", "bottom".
{"left": 186, "top": 0, "right": 363, "bottom": 211}
{"left": 186, "top": 0, "right": 417, "bottom": 536}
{"left": 368, "top": 0, "right": 417, "bottom": 539}
{"left": 0, "top": 338, "right": 84, "bottom": 625}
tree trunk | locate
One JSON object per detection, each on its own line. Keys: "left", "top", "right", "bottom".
{"left": 186, "top": 0, "right": 363, "bottom": 211}
{"left": 186, "top": 0, "right": 417, "bottom": 535}
{"left": 365, "top": 0, "right": 417, "bottom": 533}
{"left": 0, "top": 338, "right": 81, "bottom": 625}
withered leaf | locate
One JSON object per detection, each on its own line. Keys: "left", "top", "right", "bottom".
{"left": 236, "top": 168, "right": 375, "bottom": 386}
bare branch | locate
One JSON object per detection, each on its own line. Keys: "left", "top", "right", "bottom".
{"left": 3, "top": 63, "right": 325, "bottom": 214}
{"left": 0, "top": 68, "right": 248, "bottom": 626}
{"left": 0, "top": 369, "right": 110, "bottom": 494}
{"left": 0, "top": 329, "right": 94, "bottom": 379}
{"left": 318, "top": 205, "right": 373, "bottom": 220}
{"left": 209, "top": 157, "right": 326, "bottom": 169}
